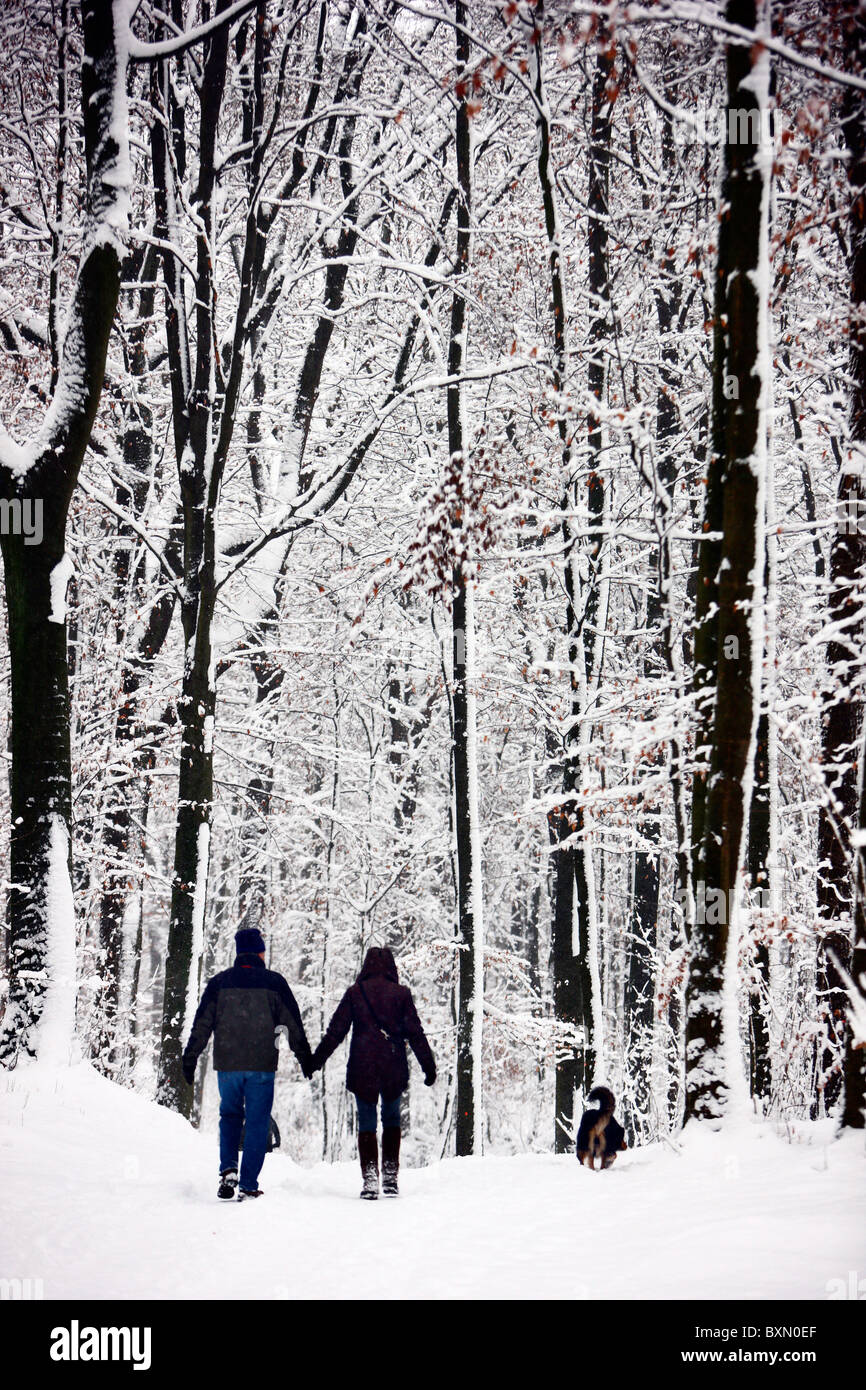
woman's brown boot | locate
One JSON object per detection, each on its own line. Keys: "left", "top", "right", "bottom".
{"left": 381, "top": 1126, "right": 401, "bottom": 1197}
{"left": 358, "top": 1131, "right": 379, "bottom": 1199}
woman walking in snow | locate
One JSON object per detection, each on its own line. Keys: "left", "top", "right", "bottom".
{"left": 309, "top": 946, "right": 435, "bottom": 1199}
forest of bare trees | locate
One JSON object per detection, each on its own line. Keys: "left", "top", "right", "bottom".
{"left": 0, "top": 0, "right": 864, "bottom": 1163}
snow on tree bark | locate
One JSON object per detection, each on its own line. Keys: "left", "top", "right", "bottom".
{"left": 526, "top": 1, "right": 604, "bottom": 1150}
{"left": 814, "top": 3, "right": 866, "bottom": 1121}
{"left": 841, "top": 4, "right": 866, "bottom": 1131}
{"left": 450, "top": 0, "right": 484, "bottom": 1159}
{"left": 0, "top": 0, "right": 130, "bottom": 1068}
{"left": 686, "top": 0, "right": 771, "bottom": 1123}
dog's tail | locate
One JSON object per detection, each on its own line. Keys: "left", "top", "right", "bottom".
{"left": 587, "top": 1085, "right": 615, "bottom": 1115}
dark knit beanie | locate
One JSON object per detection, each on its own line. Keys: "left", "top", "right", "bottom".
{"left": 235, "top": 928, "right": 266, "bottom": 956}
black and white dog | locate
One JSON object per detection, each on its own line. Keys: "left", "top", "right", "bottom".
{"left": 576, "top": 1086, "right": 626, "bottom": 1170}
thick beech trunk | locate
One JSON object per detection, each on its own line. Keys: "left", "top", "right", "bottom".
{"left": 686, "top": 0, "right": 769, "bottom": 1121}
{"left": 0, "top": 1, "right": 126, "bottom": 1065}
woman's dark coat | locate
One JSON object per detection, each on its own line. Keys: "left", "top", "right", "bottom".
{"left": 311, "top": 947, "right": 436, "bottom": 1104}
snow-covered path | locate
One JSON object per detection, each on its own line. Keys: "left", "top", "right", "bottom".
{"left": 1, "top": 1063, "right": 863, "bottom": 1301}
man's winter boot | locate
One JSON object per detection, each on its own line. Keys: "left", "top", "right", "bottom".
{"left": 218, "top": 1168, "right": 238, "bottom": 1200}
{"left": 358, "top": 1131, "right": 379, "bottom": 1200}
{"left": 237, "top": 1187, "right": 264, "bottom": 1200}
{"left": 381, "top": 1126, "right": 401, "bottom": 1197}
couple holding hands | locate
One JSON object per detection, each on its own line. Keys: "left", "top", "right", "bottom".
{"left": 182, "top": 930, "right": 436, "bottom": 1201}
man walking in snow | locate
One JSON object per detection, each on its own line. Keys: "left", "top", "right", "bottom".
{"left": 182, "top": 928, "right": 313, "bottom": 1201}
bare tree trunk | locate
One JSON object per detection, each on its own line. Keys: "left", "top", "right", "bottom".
{"left": 748, "top": 708, "right": 772, "bottom": 1101}
{"left": 156, "top": 6, "right": 231, "bottom": 1112}
{"left": 686, "top": 0, "right": 769, "bottom": 1122}
{"left": 846, "top": 760, "right": 866, "bottom": 1125}
{"left": 450, "top": 0, "right": 483, "bottom": 1158}
{"left": 528, "top": 4, "right": 608, "bottom": 1151}
{"left": 817, "top": 5, "right": 866, "bottom": 1118}
{"left": 0, "top": 1, "right": 128, "bottom": 1066}
{"left": 841, "top": 7, "right": 866, "bottom": 1130}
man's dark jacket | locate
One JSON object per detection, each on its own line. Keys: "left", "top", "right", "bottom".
{"left": 182, "top": 953, "right": 311, "bottom": 1075}
{"left": 311, "top": 947, "right": 435, "bottom": 1104}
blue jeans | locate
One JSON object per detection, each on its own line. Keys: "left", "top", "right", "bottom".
{"left": 218, "top": 1071, "right": 275, "bottom": 1191}
{"left": 356, "top": 1093, "right": 402, "bottom": 1133}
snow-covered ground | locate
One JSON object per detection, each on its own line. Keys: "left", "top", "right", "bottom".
{"left": 1, "top": 1062, "right": 863, "bottom": 1301}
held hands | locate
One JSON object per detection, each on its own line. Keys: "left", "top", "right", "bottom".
{"left": 302, "top": 1047, "right": 321, "bottom": 1080}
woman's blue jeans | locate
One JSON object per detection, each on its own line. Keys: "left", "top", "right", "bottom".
{"left": 356, "top": 1093, "right": 402, "bottom": 1133}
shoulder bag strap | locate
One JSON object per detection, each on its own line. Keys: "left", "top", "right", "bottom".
{"left": 358, "top": 979, "right": 402, "bottom": 1046}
